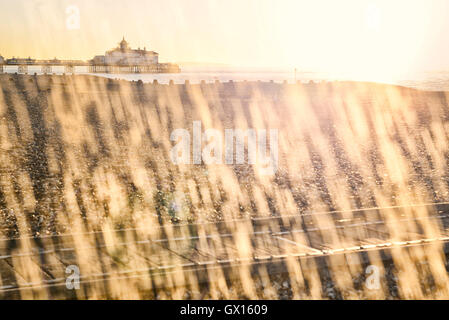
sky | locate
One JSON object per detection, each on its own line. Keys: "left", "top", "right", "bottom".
{"left": 1, "top": 0, "right": 449, "bottom": 77}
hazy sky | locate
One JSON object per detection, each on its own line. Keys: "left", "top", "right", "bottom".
{"left": 1, "top": 0, "right": 449, "bottom": 76}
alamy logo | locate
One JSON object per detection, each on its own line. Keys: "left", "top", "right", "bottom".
{"left": 66, "top": 5, "right": 80, "bottom": 30}
{"left": 170, "top": 121, "right": 278, "bottom": 175}
{"left": 365, "top": 265, "right": 380, "bottom": 290}
{"left": 66, "top": 265, "right": 80, "bottom": 290}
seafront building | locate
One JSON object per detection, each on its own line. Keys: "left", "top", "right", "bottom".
{"left": 92, "top": 37, "right": 158, "bottom": 65}
{"left": 89, "top": 37, "right": 180, "bottom": 73}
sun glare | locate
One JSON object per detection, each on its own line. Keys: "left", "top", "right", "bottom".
{"left": 2, "top": 0, "right": 449, "bottom": 304}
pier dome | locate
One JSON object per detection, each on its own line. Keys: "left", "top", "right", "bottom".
{"left": 119, "top": 37, "right": 129, "bottom": 51}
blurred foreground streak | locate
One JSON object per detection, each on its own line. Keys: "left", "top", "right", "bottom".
{"left": 1, "top": 74, "right": 449, "bottom": 299}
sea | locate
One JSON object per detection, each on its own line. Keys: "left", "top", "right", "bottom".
{"left": 4, "top": 65, "right": 449, "bottom": 92}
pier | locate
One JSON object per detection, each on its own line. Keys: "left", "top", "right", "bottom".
{"left": 0, "top": 58, "right": 88, "bottom": 74}
{"left": 87, "top": 63, "right": 180, "bottom": 74}
{"left": 0, "top": 59, "right": 180, "bottom": 74}
{"left": 0, "top": 38, "right": 181, "bottom": 75}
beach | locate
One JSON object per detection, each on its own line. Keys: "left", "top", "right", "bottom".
{"left": 0, "top": 74, "right": 448, "bottom": 299}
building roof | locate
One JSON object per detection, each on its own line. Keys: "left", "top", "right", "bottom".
{"left": 106, "top": 38, "right": 158, "bottom": 56}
